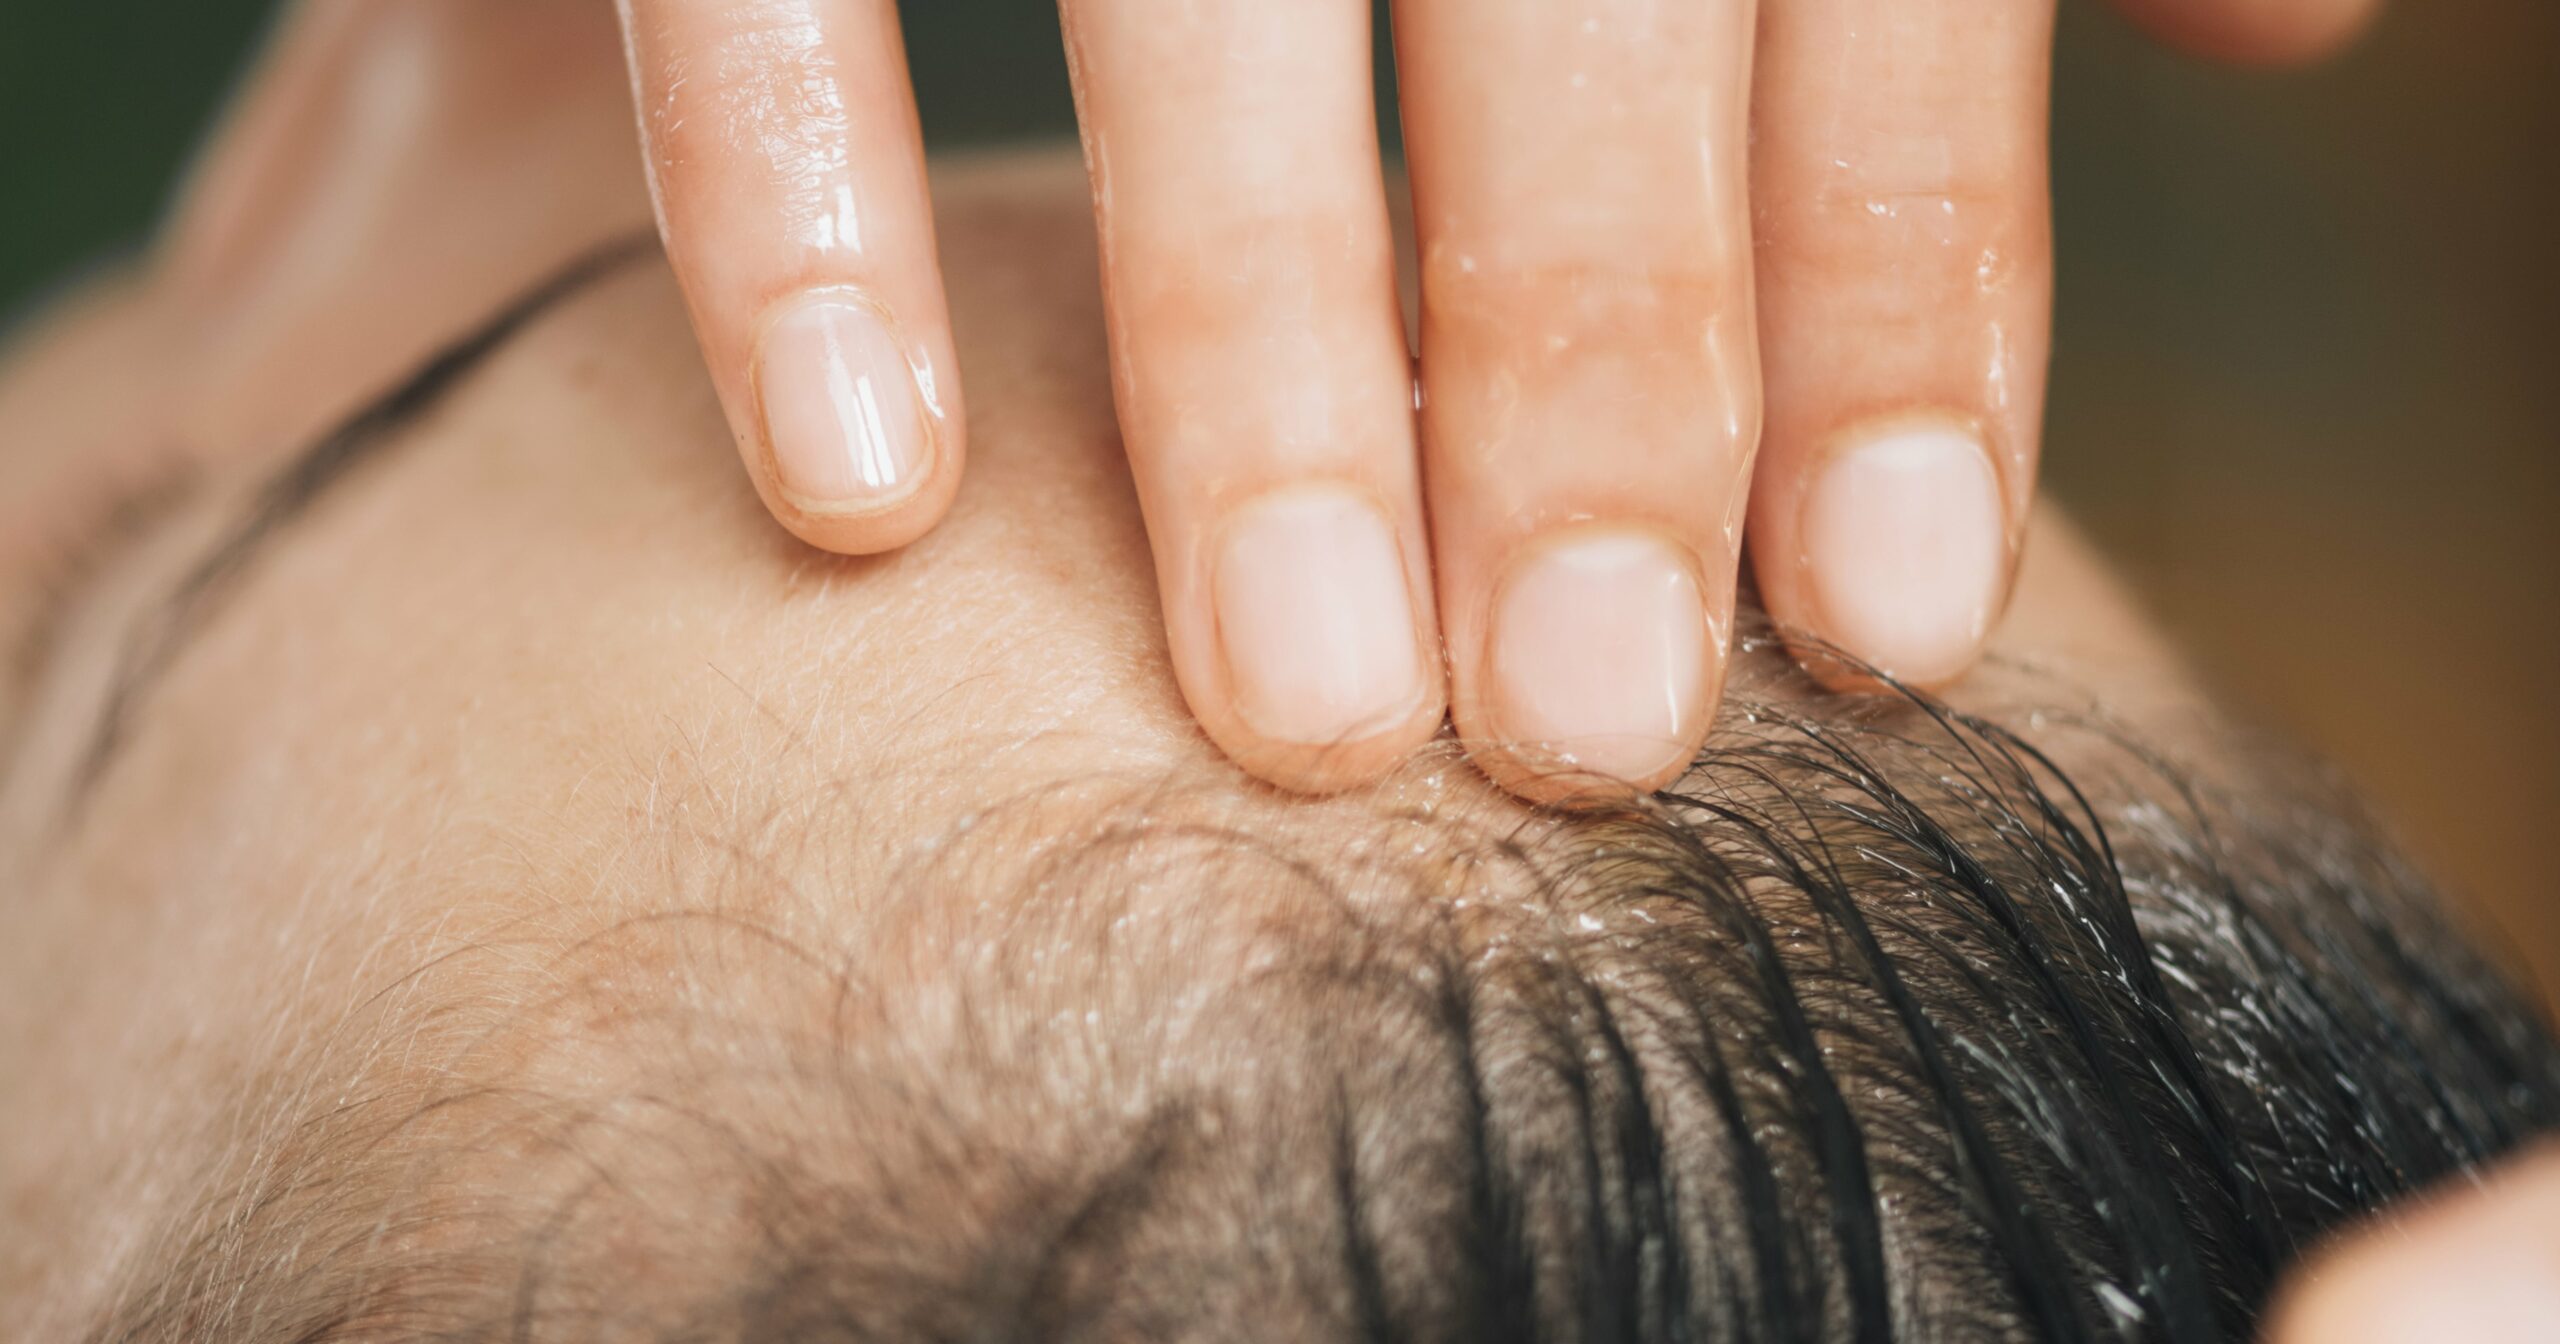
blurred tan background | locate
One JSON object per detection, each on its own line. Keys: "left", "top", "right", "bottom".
{"left": 2, "top": 2, "right": 2553, "bottom": 999}
{"left": 2039, "top": 2, "right": 2560, "bottom": 1005}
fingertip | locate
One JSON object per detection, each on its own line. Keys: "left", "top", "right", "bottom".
{"left": 2111, "top": 0, "right": 2386, "bottom": 69}
{"left": 740, "top": 285, "right": 964, "bottom": 557}
{"left": 751, "top": 377, "right": 963, "bottom": 556}
{"left": 1198, "top": 487, "right": 1448, "bottom": 796}
{"left": 760, "top": 457, "right": 962, "bottom": 557}
{"left": 1467, "top": 731, "right": 1708, "bottom": 809}
{"left": 1461, "top": 526, "right": 1725, "bottom": 807}
{"left": 1767, "top": 417, "right": 2017, "bottom": 695}
{"left": 1750, "top": 1, "right": 2047, "bottom": 703}
{"left": 2262, "top": 1145, "right": 2560, "bottom": 1344}
{"left": 1214, "top": 701, "right": 1452, "bottom": 798}
{"left": 619, "top": 0, "right": 959, "bottom": 558}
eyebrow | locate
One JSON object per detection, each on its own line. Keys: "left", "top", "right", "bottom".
{"left": 67, "top": 235, "right": 658, "bottom": 813}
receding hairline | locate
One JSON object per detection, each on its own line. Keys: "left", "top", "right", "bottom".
{"left": 75, "top": 663, "right": 2560, "bottom": 1343}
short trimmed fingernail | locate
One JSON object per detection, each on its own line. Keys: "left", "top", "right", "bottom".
{"left": 1213, "top": 488, "right": 1425, "bottom": 746}
{"left": 754, "top": 295, "right": 932, "bottom": 511}
{"left": 1490, "top": 530, "right": 1712, "bottom": 787}
{"left": 1801, "top": 421, "right": 2009, "bottom": 685}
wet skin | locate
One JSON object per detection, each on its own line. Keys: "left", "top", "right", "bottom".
{"left": 2, "top": 151, "right": 2205, "bottom": 1330}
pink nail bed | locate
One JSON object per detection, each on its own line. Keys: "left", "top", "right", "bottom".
{"left": 755, "top": 295, "right": 932, "bottom": 511}
{"left": 1213, "top": 489, "right": 1425, "bottom": 747}
{"left": 1801, "top": 421, "right": 2007, "bottom": 686}
{"left": 1489, "top": 530, "right": 1712, "bottom": 787}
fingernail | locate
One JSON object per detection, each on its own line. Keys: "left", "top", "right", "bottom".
{"left": 1490, "top": 530, "right": 1712, "bottom": 786}
{"left": 1801, "top": 420, "right": 2009, "bottom": 685}
{"left": 754, "top": 295, "right": 933, "bottom": 512}
{"left": 1213, "top": 489, "right": 1426, "bottom": 746}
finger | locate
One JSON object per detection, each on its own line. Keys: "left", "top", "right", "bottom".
{"left": 164, "top": 0, "right": 650, "bottom": 462}
{"left": 1747, "top": 0, "right": 2054, "bottom": 691}
{"left": 1058, "top": 0, "right": 1441, "bottom": 792}
{"left": 1395, "top": 0, "right": 1760, "bottom": 800}
{"left": 618, "top": 0, "right": 961, "bottom": 553}
{"left": 2266, "top": 1144, "right": 2560, "bottom": 1343}
{"left": 2106, "top": 0, "right": 2384, "bottom": 67}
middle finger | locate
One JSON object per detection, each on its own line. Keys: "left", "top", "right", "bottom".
{"left": 1059, "top": 0, "right": 1442, "bottom": 794}
{"left": 1397, "top": 0, "right": 1762, "bottom": 800}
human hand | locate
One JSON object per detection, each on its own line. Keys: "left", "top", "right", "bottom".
{"left": 160, "top": 0, "right": 2382, "bottom": 799}
{"left": 1040, "top": 0, "right": 2379, "bottom": 796}
{"left": 2265, "top": 1143, "right": 2560, "bottom": 1343}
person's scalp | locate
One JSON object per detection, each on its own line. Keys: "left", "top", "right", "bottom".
{"left": 80, "top": 645, "right": 2560, "bottom": 1343}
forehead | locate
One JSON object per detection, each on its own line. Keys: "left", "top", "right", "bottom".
{"left": 0, "top": 161, "right": 1480, "bottom": 1327}
{"left": 0, "top": 153, "right": 2207, "bottom": 1332}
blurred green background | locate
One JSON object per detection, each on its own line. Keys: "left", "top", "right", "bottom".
{"left": 3, "top": 1, "right": 2556, "bottom": 996}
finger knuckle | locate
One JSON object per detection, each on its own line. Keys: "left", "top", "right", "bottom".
{"left": 1118, "top": 209, "right": 1391, "bottom": 333}
{"left": 1423, "top": 251, "right": 1744, "bottom": 355}
{"left": 1766, "top": 172, "right": 2043, "bottom": 293}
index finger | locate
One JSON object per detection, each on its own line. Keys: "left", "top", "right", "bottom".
{"left": 617, "top": 0, "right": 963, "bottom": 553}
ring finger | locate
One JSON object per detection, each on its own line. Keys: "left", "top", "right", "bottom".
{"left": 1747, "top": 0, "right": 2057, "bottom": 691}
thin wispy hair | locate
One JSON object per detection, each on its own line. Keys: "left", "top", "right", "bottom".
{"left": 81, "top": 649, "right": 2560, "bottom": 1343}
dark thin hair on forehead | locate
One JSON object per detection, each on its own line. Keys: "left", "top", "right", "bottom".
{"left": 86, "top": 656, "right": 2560, "bottom": 1344}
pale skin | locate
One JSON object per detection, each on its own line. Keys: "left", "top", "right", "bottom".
{"left": 145, "top": 0, "right": 2387, "bottom": 803}
{"left": 0, "top": 148, "right": 2539, "bottom": 1334}
{"left": 2264, "top": 1144, "right": 2560, "bottom": 1344}
{"left": 0, "top": 148, "right": 2223, "bottom": 1322}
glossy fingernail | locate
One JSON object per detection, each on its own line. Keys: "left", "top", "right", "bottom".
{"left": 1213, "top": 488, "right": 1426, "bottom": 747}
{"left": 755, "top": 295, "right": 933, "bottom": 512}
{"left": 1490, "top": 530, "right": 1711, "bottom": 787}
{"left": 1801, "top": 420, "right": 2008, "bottom": 686}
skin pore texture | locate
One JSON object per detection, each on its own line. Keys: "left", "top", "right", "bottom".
{"left": 0, "top": 152, "right": 2551, "bottom": 1341}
